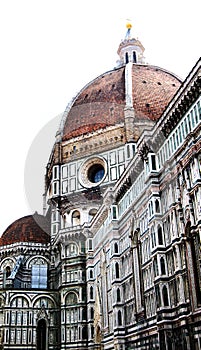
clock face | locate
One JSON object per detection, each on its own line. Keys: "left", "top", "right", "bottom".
{"left": 79, "top": 156, "right": 107, "bottom": 188}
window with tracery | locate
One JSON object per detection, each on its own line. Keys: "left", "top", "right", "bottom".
{"left": 66, "top": 292, "right": 78, "bottom": 305}
{"left": 66, "top": 243, "right": 78, "bottom": 257}
{"left": 72, "top": 210, "right": 80, "bottom": 226}
{"left": 31, "top": 264, "right": 47, "bottom": 289}
{"left": 115, "top": 262, "right": 120, "bottom": 279}
{"left": 162, "top": 285, "right": 169, "bottom": 306}
{"left": 118, "top": 310, "right": 122, "bottom": 326}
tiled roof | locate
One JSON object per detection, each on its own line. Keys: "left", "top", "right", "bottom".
{"left": 0, "top": 213, "right": 50, "bottom": 246}
{"left": 132, "top": 65, "right": 181, "bottom": 121}
{"left": 62, "top": 64, "right": 181, "bottom": 141}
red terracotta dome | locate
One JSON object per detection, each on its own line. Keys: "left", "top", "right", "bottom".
{"left": 0, "top": 213, "right": 50, "bottom": 246}
{"left": 62, "top": 64, "right": 181, "bottom": 141}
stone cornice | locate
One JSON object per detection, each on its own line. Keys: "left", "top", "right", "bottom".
{"left": 152, "top": 58, "right": 201, "bottom": 148}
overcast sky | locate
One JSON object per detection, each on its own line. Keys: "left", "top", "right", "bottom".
{"left": 0, "top": 0, "right": 200, "bottom": 233}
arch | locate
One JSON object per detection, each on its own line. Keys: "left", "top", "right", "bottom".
{"left": 125, "top": 52, "right": 129, "bottom": 64}
{"left": 5, "top": 266, "right": 11, "bottom": 278}
{"left": 65, "top": 292, "right": 78, "bottom": 305}
{"left": 10, "top": 296, "right": 29, "bottom": 308}
{"left": 37, "top": 319, "right": 47, "bottom": 350}
{"left": 160, "top": 257, "right": 166, "bottom": 275}
{"left": 27, "top": 256, "right": 50, "bottom": 269}
{"left": 10, "top": 293, "right": 31, "bottom": 307}
{"left": 115, "top": 262, "right": 120, "bottom": 279}
{"left": 114, "top": 242, "right": 118, "bottom": 254}
{"left": 118, "top": 310, "right": 122, "bottom": 326}
{"left": 162, "top": 285, "right": 169, "bottom": 306}
{"left": 33, "top": 295, "right": 56, "bottom": 309}
{"left": 133, "top": 51, "right": 137, "bottom": 63}
{"left": 71, "top": 210, "right": 80, "bottom": 226}
{"left": 184, "top": 220, "right": 191, "bottom": 238}
{"left": 0, "top": 257, "right": 16, "bottom": 267}
{"left": 117, "top": 288, "right": 121, "bottom": 302}
{"left": 89, "top": 269, "right": 93, "bottom": 279}
{"left": 34, "top": 298, "right": 52, "bottom": 309}
{"left": 155, "top": 199, "right": 160, "bottom": 213}
{"left": 88, "top": 208, "right": 98, "bottom": 222}
{"left": 127, "top": 144, "right": 131, "bottom": 158}
{"left": 62, "top": 213, "right": 67, "bottom": 228}
{"left": 66, "top": 243, "right": 78, "bottom": 257}
{"left": 157, "top": 225, "right": 163, "bottom": 245}
{"left": 0, "top": 258, "right": 15, "bottom": 276}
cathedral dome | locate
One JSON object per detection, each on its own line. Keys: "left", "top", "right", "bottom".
{"left": 62, "top": 64, "right": 181, "bottom": 141}
{"left": 0, "top": 213, "right": 50, "bottom": 246}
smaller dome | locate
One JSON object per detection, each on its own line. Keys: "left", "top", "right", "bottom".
{"left": 0, "top": 213, "right": 50, "bottom": 246}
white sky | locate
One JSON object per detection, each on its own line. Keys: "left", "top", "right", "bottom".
{"left": 0, "top": 0, "right": 200, "bottom": 233}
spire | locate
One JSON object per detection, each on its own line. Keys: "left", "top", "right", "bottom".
{"left": 117, "top": 21, "right": 145, "bottom": 66}
{"left": 125, "top": 19, "right": 132, "bottom": 40}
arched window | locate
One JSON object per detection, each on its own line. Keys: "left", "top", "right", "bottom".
{"left": 66, "top": 292, "right": 78, "bottom": 305}
{"left": 151, "top": 154, "right": 157, "bottom": 170}
{"left": 118, "top": 310, "right": 122, "bottom": 326}
{"left": 66, "top": 243, "right": 78, "bottom": 256}
{"left": 31, "top": 264, "right": 48, "bottom": 289}
{"left": 72, "top": 210, "right": 80, "bottom": 226}
{"left": 89, "top": 269, "right": 93, "bottom": 279}
{"left": 160, "top": 257, "right": 166, "bottom": 275}
{"left": 117, "top": 288, "right": 121, "bottom": 302}
{"left": 114, "top": 242, "right": 118, "bottom": 254}
{"left": 112, "top": 205, "right": 118, "bottom": 220}
{"left": 158, "top": 225, "right": 163, "bottom": 245}
{"left": 5, "top": 266, "right": 11, "bottom": 278}
{"left": 133, "top": 51, "right": 137, "bottom": 63}
{"left": 125, "top": 52, "right": 129, "bottom": 64}
{"left": 155, "top": 199, "right": 160, "bottom": 213}
{"left": 90, "top": 286, "right": 93, "bottom": 300}
{"left": 127, "top": 144, "right": 131, "bottom": 158}
{"left": 115, "top": 262, "right": 120, "bottom": 279}
{"left": 88, "top": 208, "right": 97, "bottom": 222}
{"left": 155, "top": 285, "right": 161, "bottom": 308}
{"left": 162, "top": 285, "right": 169, "bottom": 306}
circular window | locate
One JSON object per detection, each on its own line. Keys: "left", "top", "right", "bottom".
{"left": 79, "top": 156, "right": 107, "bottom": 188}
{"left": 88, "top": 164, "right": 105, "bottom": 183}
